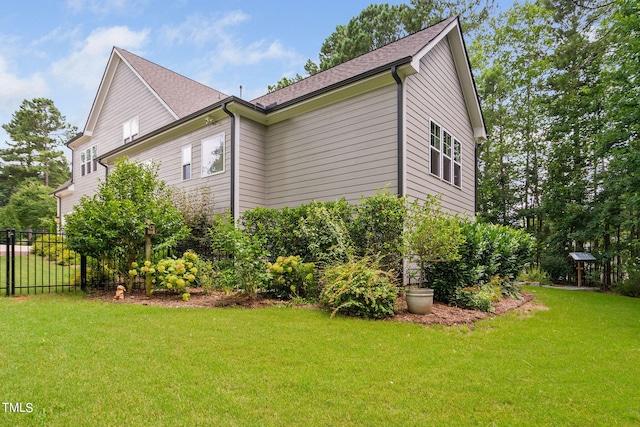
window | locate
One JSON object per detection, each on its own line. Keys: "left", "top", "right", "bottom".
{"left": 123, "top": 117, "right": 139, "bottom": 144}
{"left": 201, "top": 133, "right": 225, "bottom": 177}
{"left": 182, "top": 145, "right": 192, "bottom": 180}
{"left": 430, "top": 121, "right": 441, "bottom": 177}
{"left": 453, "top": 139, "right": 462, "bottom": 188}
{"left": 81, "top": 145, "right": 97, "bottom": 176}
{"left": 442, "top": 131, "right": 452, "bottom": 184}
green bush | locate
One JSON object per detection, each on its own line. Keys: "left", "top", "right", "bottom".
{"left": 209, "top": 211, "right": 270, "bottom": 296}
{"left": 297, "top": 201, "right": 353, "bottom": 266}
{"left": 350, "top": 189, "right": 405, "bottom": 273}
{"left": 518, "top": 265, "right": 552, "bottom": 286}
{"left": 265, "top": 255, "right": 316, "bottom": 299}
{"left": 31, "top": 234, "right": 66, "bottom": 259}
{"left": 451, "top": 283, "right": 500, "bottom": 313}
{"left": 56, "top": 248, "right": 79, "bottom": 266}
{"left": 540, "top": 255, "right": 570, "bottom": 281}
{"left": 426, "top": 222, "right": 534, "bottom": 303}
{"left": 320, "top": 257, "right": 398, "bottom": 319}
{"left": 616, "top": 268, "right": 640, "bottom": 297}
{"left": 129, "top": 251, "right": 199, "bottom": 294}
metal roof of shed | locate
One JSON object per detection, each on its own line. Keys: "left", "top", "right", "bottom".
{"left": 568, "top": 252, "right": 597, "bottom": 261}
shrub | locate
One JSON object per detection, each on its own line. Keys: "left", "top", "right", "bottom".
{"left": 209, "top": 212, "right": 270, "bottom": 296}
{"left": 426, "top": 222, "right": 534, "bottom": 304}
{"left": 56, "top": 248, "right": 79, "bottom": 266}
{"left": 265, "top": 255, "right": 316, "bottom": 299}
{"left": 616, "top": 268, "right": 640, "bottom": 297}
{"left": 129, "top": 251, "right": 199, "bottom": 294}
{"left": 348, "top": 189, "right": 406, "bottom": 273}
{"left": 320, "top": 257, "right": 399, "bottom": 319}
{"left": 540, "top": 255, "right": 570, "bottom": 282}
{"left": 31, "top": 234, "right": 66, "bottom": 259}
{"left": 297, "top": 201, "right": 354, "bottom": 266}
{"left": 518, "top": 265, "right": 552, "bottom": 286}
{"left": 402, "top": 195, "right": 465, "bottom": 286}
{"left": 451, "top": 283, "right": 500, "bottom": 313}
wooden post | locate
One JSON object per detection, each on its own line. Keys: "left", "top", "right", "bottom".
{"left": 577, "top": 261, "right": 583, "bottom": 287}
{"left": 145, "top": 221, "right": 155, "bottom": 297}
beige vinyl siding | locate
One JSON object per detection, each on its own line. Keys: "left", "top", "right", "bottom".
{"left": 92, "top": 60, "right": 176, "bottom": 155}
{"left": 265, "top": 85, "right": 398, "bottom": 209}
{"left": 239, "top": 118, "right": 267, "bottom": 214}
{"left": 405, "top": 36, "right": 476, "bottom": 216}
{"left": 127, "top": 119, "right": 232, "bottom": 212}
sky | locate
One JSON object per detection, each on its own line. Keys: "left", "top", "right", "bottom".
{"left": 0, "top": 0, "right": 514, "bottom": 155}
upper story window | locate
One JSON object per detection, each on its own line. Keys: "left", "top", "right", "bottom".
{"left": 202, "top": 133, "right": 225, "bottom": 177}
{"left": 442, "top": 130, "right": 452, "bottom": 184}
{"left": 453, "top": 139, "right": 462, "bottom": 188}
{"left": 81, "top": 145, "right": 98, "bottom": 176}
{"left": 123, "top": 117, "right": 139, "bottom": 144}
{"left": 182, "top": 145, "right": 192, "bottom": 180}
{"left": 430, "top": 120, "right": 462, "bottom": 188}
{"left": 430, "top": 121, "right": 441, "bottom": 177}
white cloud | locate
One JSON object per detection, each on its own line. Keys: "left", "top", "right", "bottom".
{"left": 50, "top": 26, "right": 150, "bottom": 91}
{"left": 160, "top": 11, "right": 300, "bottom": 68}
{"left": 159, "top": 11, "right": 249, "bottom": 46}
{"left": 0, "top": 55, "right": 48, "bottom": 115}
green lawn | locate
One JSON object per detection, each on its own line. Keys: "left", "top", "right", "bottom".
{"left": 0, "top": 255, "right": 78, "bottom": 295}
{"left": 0, "top": 287, "right": 639, "bottom": 426}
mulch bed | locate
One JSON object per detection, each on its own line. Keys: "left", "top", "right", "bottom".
{"left": 87, "top": 288, "right": 539, "bottom": 326}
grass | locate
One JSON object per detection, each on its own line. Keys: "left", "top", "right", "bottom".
{"left": 0, "top": 287, "right": 639, "bottom": 426}
{"left": 0, "top": 255, "right": 78, "bottom": 295}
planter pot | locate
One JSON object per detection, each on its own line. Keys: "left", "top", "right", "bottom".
{"left": 406, "top": 288, "right": 434, "bottom": 314}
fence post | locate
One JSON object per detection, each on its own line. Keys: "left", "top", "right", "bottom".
{"left": 80, "top": 254, "right": 87, "bottom": 292}
{"left": 4, "top": 230, "right": 10, "bottom": 296}
{"left": 8, "top": 230, "right": 15, "bottom": 296}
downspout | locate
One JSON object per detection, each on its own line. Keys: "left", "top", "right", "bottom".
{"left": 474, "top": 141, "right": 479, "bottom": 216}
{"left": 222, "top": 102, "right": 236, "bottom": 220}
{"left": 391, "top": 66, "right": 404, "bottom": 197}
{"left": 98, "top": 159, "right": 109, "bottom": 180}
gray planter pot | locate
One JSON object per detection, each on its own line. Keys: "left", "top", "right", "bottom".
{"left": 406, "top": 288, "right": 434, "bottom": 314}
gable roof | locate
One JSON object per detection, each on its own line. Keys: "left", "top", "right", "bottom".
{"left": 252, "top": 17, "right": 457, "bottom": 109}
{"left": 77, "top": 47, "right": 228, "bottom": 142}
{"left": 114, "top": 48, "right": 227, "bottom": 118}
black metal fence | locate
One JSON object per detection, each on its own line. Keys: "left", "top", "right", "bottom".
{"left": 1, "top": 229, "right": 152, "bottom": 296}
{"left": 1, "top": 230, "right": 82, "bottom": 296}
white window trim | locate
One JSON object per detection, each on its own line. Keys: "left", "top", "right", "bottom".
{"left": 453, "top": 138, "right": 462, "bottom": 189}
{"left": 80, "top": 145, "right": 97, "bottom": 176}
{"left": 123, "top": 116, "right": 139, "bottom": 144}
{"left": 442, "top": 130, "right": 453, "bottom": 184}
{"left": 429, "top": 120, "right": 441, "bottom": 178}
{"left": 201, "top": 133, "right": 225, "bottom": 177}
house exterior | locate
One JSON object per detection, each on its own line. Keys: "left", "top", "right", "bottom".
{"left": 54, "top": 16, "right": 486, "bottom": 223}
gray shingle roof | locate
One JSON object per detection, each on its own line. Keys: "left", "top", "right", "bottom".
{"left": 115, "top": 48, "right": 228, "bottom": 119}
{"left": 251, "top": 17, "right": 457, "bottom": 108}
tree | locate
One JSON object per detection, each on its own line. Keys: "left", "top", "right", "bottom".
{"left": 64, "top": 159, "right": 189, "bottom": 287}
{"left": 0, "top": 98, "right": 75, "bottom": 203}
{"left": 1, "top": 181, "right": 57, "bottom": 231}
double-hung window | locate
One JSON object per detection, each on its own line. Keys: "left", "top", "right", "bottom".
{"left": 430, "top": 121, "right": 441, "bottom": 177}
{"left": 81, "top": 145, "right": 98, "bottom": 176}
{"left": 201, "top": 133, "right": 225, "bottom": 177}
{"left": 442, "top": 131, "right": 452, "bottom": 184}
{"left": 182, "top": 145, "right": 192, "bottom": 180}
{"left": 453, "top": 139, "right": 462, "bottom": 188}
{"left": 123, "top": 117, "right": 139, "bottom": 144}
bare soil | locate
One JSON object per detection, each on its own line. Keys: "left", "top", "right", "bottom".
{"left": 87, "top": 287, "right": 541, "bottom": 326}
